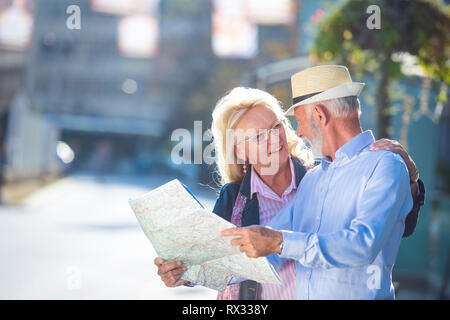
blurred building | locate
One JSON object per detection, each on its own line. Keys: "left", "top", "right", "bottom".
{"left": 1, "top": 0, "right": 305, "bottom": 181}
{"left": 0, "top": 0, "right": 43, "bottom": 187}
{"left": 4, "top": 0, "right": 217, "bottom": 177}
{"left": 22, "top": 0, "right": 166, "bottom": 175}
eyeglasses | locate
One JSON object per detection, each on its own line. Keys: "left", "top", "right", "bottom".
{"left": 236, "top": 120, "right": 284, "bottom": 145}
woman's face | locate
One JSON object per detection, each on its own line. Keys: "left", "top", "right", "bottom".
{"left": 233, "top": 105, "right": 289, "bottom": 176}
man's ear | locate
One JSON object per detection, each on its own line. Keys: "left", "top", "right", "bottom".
{"left": 312, "top": 104, "right": 330, "bottom": 127}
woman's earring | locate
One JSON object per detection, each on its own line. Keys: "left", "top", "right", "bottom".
{"left": 243, "top": 163, "right": 247, "bottom": 174}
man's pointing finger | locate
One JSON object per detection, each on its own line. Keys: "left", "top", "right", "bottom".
{"left": 220, "top": 227, "right": 244, "bottom": 237}
{"left": 230, "top": 238, "right": 245, "bottom": 247}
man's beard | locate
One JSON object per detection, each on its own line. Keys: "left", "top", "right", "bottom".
{"left": 304, "top": 120, "right": 323, "bottom": 158}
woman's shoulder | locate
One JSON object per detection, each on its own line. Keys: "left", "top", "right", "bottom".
{"left": 215, "top": 181, "right": 241, "bottom": 207}
{"left": 218, "top": 181, "right": 241, "bottom": 195}
{"left": 290, "top": 156, "right": 310, "bottom": 187}
{"left": 212, "top": 181, "right": 242, "bottom": 220}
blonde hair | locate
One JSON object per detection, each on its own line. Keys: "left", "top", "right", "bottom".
{"left": 211, "top": 87, "right": 313, "bottom": 185}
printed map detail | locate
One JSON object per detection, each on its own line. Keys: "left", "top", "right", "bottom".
{"left": 128, "top": 179, "right": 282, "bottom": 292}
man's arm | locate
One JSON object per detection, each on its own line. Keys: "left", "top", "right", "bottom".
{"left": 279, "top": 153, "right": 413, "bottom": 268}
{"left": 223, "top": 153, "right": 414, "bottom": 268}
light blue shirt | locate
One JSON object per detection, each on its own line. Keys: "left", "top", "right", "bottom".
{"left": 267, "top": 130, "right": 413, "bottom": 299}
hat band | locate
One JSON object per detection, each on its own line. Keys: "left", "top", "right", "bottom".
{"left": 292, "top": 91, "right": 324, "bottom": 106}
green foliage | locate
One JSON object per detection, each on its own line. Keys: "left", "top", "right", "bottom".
{"left": 311, "top": 0, "right": 450, "bottom": 137}
{"left": 312, "top": 0, "right": 449, "bottom": 82}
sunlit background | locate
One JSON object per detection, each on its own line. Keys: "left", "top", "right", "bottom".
{"left": 0, "top": 0, "right": 448, "bottom": 299}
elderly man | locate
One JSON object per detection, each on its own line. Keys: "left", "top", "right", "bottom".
{"left": 221, "top": 65, "right": 424, "bottom": 299}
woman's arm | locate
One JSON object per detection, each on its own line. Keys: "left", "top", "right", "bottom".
{"left": 154, "top": 257, "right": 188, "bottom": 287}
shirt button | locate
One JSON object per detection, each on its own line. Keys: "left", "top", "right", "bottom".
{"left": 316, "top": 216, "right": 320, "bottom": 220}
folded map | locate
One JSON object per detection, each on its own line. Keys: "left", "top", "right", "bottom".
{"left": 128, "top": 179, "right": 282, "bottom": 292}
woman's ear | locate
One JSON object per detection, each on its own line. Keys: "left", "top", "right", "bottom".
{"left": 234, "top": 144, "right": 247, "bottom": 164}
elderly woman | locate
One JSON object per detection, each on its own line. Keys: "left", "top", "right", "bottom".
{"left": 155, "top": 87, "right": 424, "bottom": 300}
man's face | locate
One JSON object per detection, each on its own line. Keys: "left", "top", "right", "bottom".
{"left": 293, "top": 106, "right": 311, "bottom": 141}
{"left": 294, "top": 105, "right": 323, "bottom": 158}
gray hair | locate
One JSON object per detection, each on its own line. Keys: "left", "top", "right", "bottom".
{"left": 306, "top": 96, "right": 361, "bottom": 118}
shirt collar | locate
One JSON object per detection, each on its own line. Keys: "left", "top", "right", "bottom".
{"left": 336, "top": 130, "right": 375, "bottom": 160}
{"left": 320, "top": 130, "right": 375, "bottom": 170}
{"left": 250, "top": 156, "right": 296, "bottom": 200}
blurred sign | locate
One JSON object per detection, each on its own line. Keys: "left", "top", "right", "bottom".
{"left": 0, "top": 0, "right": 33, "bottom": 50}
{"left": 117, "top": 14, "right": 159, "bottom": 58}
{"left": 90, "top": 0, "right": 158, "bottom": 15}
{"left": 246, "top": 0, "right": 294, "bottom": 25}
{"left": 212, "top": 0, "right": 258, "bottom": 59}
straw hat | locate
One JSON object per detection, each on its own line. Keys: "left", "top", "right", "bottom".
{"left": 285, "top": 65, "right": 365, "bottom": 116}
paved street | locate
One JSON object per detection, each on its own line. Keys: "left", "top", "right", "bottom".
{"left": 0, "top": 174, "right": 218, "bottom": 299}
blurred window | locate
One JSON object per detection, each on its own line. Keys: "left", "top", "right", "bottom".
{"left": 90, "top": 0, "right": 158, "bottom": 15}
{"left": 117, "top": 14, "right": 158, "bottom": 58}
{"left": 246, "top": 0, "right": 294, "bottom": 25}
{"left": 212, "top": 0, "right": 257, "bottom": 58}
{"left": 0, "top": 0, "right": 33, "bottom": 50}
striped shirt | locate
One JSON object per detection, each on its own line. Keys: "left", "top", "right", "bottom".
{"left": 251, "top": 157, "right": 297, "bottom": 300}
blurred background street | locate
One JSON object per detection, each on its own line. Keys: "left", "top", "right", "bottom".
{"left": 0, "top": 173, "right": 218, "bottom": 299}
{"left": 0, "top": 0, "right": 448, "bottom": 299}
